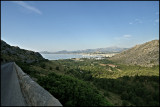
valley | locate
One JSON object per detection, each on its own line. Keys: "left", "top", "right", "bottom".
{"left": 15, "top": 57, "right": 159, "bottom": 106}
{"left": 2, "top": 1, "right": 159, "bottom": 106}
{"left": 1, "top": 40, "right": 159, "bottom": 106}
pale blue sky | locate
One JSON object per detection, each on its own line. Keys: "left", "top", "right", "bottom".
{"left": 1, "top": 1, "right": 159, "bottom": 52}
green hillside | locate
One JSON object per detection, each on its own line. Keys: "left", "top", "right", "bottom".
{"left": 1, "top": 40, "right": 45, "bottom": 63}
{"left": 109, "top": 40, "right": 159, "bottom": 67}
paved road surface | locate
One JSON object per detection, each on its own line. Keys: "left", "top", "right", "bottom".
{"left": 1, "top": 62, "right": 27, "bottom": 106}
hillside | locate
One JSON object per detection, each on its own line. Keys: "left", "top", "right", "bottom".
{"left": 1, "top": 40, "right": 45, "bottom": 63}
{"left": 109, "top": 40, "right": 159, "bottom": 67}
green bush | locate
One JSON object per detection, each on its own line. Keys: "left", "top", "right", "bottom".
{"left": 40, "top": 63, "right": 46, "bottom": 68}
{"left": 37, "top": 72, "right": 111, "bottom": 106}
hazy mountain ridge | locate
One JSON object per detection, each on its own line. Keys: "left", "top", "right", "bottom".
{"left": 40, "top": 47, "right": 128, "bottom": 54}
{"left": 109, "top": 40, "right": 159, "bottom": 67}
{"left": 1, "top": 40, "right": 45, "bottom": 63}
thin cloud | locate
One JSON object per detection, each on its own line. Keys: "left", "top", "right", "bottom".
{"left": 123, "top": 35, "right": 132, "bottom": 38}
{"left": 135, "top": 19, "right": 142, "bottom": 23}
{"left": 129, "top": 19, "right": 142, "bottom": 25}
{"left": 129, "top": 22, "right": 133, "bottom": 25}
{"left": 114, "top": 35, "right": 132, "bottom": 40}
{"left": 13, "top": 1, "right": 42, "bottom": 15}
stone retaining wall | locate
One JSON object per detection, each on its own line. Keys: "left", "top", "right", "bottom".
{"left": 13, "top": 62, "right": 62, "bottom": 106}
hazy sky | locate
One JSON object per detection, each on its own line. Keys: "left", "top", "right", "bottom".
{"left": 1, "top": 1, "right": 159, "bottom": 52}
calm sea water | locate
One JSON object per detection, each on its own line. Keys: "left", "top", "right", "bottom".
{"left": 41, "top": 53, "right": 102, "bottom": 60}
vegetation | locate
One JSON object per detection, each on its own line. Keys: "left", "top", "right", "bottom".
{"left": 93, "top": 76, "right": 159, "bottom": 106}
{"left": 110, "top": 40, "right": 159, "bottom": 67}
{"left": 1, "top": 40, "right": 159, "bottom": 106}
{"left": 1, "top": 40, "right": 45, "bottom": 63}
{"left": 54, "top": 58, "right": 159, "bottom": 79}
{"left": 15, "top": 58, "right": 159, "bottom": 106}
{"left": 15, "top": 60, "right": 111, "bottom": 106}
{"left": 37, "top": 72, "right": 111, "bottom": 106}
{"left": 51, "top": 58, "right": 159, "bottom": 106}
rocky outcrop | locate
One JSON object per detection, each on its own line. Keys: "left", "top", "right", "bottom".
{"left": 13, "top": 62, "right": 62, "bottom": 106}
{"left": 109, "top": 40, "right": 159, "bottom": 67}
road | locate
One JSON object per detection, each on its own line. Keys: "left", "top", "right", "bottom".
{"left": 1, "top": 62, "right": 27, "bottom": 106}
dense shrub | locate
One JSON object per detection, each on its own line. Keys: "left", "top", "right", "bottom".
{"left": 37, "top": 72, "right": 111, "bottom": 106}
{"left": 93, "top": 76, "right": 159, "bottom": 106}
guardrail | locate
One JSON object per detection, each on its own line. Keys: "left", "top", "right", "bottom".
{"left": 13, "top": 62, "right": 62, "bottom": 106}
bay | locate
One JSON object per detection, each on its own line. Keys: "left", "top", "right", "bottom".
{"left": 40, "top": 53, "right": 102, "bottom": 60}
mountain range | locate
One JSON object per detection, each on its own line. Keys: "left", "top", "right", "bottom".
{"left": 1, "top": 39, "right": 159, "bottom": 67}
{"left": 40, "top": 47, "right": 128, "bottom": 54}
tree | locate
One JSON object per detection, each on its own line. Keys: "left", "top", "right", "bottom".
{"left": 121, "top": 92, "right": 129, "bottom": 100}
{"left": 122, "top": 100, "right": 129, "bottom": 106}
{"left": 56, "top": 66, "right": 59, "bottom": 70}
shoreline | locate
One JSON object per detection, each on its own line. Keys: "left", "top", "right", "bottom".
{"left": 41, "top": 53, "right": 117, "bottom": 60}
{"left": 41, "top": 53, "right": 117, "bottom": 57}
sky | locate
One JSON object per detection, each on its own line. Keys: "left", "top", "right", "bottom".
{"left": 1, "top": 1, "right": 159, "bottom": 52}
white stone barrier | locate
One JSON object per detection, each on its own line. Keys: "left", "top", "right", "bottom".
{"left": 13, "top": 62, "right": 62, "bottom": 106}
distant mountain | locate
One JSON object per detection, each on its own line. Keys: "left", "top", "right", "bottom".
{"left": 40, "top": 47, "right": 128, "bottom": 54}
{"left": 40, "top": 51, "right": 53, "bottom": 54}
{"left": 109, "top": 40, "right": 159, "bottom": 67}
{"left": 1, "top": 40, "right": 45, "bottom": 63}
